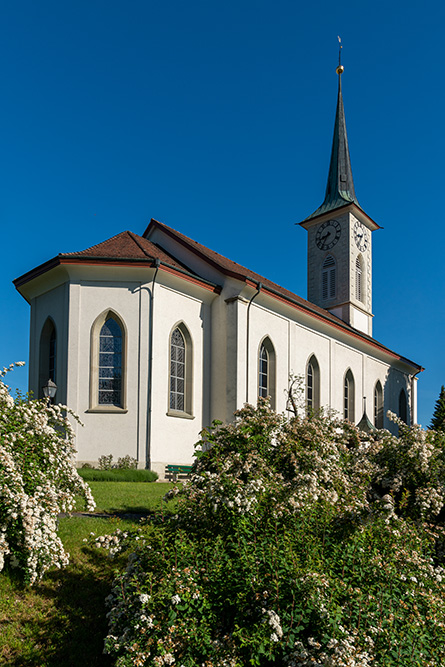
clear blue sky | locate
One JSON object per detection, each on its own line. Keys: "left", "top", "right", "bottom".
{"left": 2, "top": 0, "right": 443, "bottom": 427}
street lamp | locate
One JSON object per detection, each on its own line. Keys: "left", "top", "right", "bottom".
{"left": 42, "top": 379, "right": 57, "bottom": 404}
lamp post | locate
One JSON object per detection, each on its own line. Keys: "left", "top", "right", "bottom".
{"left": 42, "top": 379, "right": 57, "bottom": 404}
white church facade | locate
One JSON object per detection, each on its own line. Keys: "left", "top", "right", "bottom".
{"left": 14, "top": 67, "right": 422, "bottom": 477}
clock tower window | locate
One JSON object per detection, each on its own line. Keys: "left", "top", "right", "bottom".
{"left": 322, "top": 255, "right": 336, "bottom": 300}
{"left": 355, "top": 257, "right": 363, "bottom": 302}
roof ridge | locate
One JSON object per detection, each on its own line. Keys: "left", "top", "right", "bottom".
{"left": 146, "top": 219, "right": 416, "bottom": 363}
{"left": 60, "top": 230, "right": 133, "bottom": 257}
{"left": 127, "top": 231, "right": 156, "bottom": 260}
{"left": 150, "top": 219, "right": 261, "bottom": 277}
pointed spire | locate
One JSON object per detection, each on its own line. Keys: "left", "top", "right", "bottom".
{"left": 305, "top": 45, "right": 360, "bottom": 220}
{"left": 356, "top": 397, "right": 377, "bottom": 433}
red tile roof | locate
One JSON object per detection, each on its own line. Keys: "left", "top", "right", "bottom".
{"left": 13, "top": 230, "right": 219, "bottom": 291}
{"left": 145, "top": 219, "right": 422, "bottom": 371}
{"left": 60, "top": 230, "right": 192, "bottom": 271}
{"left": 14, "top": 219, "right": 422, "bottom": 371}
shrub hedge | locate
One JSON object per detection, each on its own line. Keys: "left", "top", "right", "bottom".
{"left": 77, "top": 468, "right": 158, "bottom": 483}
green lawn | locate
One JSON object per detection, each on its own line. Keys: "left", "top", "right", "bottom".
{"left": 0, "top": 483, "right": 176, "bottom": 667}
{"left": 76, "top": 480, "right": 175, "bottom": 514}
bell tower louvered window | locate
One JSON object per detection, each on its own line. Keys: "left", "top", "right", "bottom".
{"left": 355, "top": 257, "right": 363, "bottom": 302}
{"left": 322, "top": 255, "right": 336, "bottom": 300}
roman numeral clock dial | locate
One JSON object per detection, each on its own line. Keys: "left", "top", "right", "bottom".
{"left": 354, "top": 220, "right": 368, "bottom": 252}
{"left": 315, "top": 219, "right": 341, "bottom": 250}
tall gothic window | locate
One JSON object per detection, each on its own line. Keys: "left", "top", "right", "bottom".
{"left": 355, "top": 257, "right": 363, "bottom": 302}
{"left": 258, "top": 344, "right": 269, "bottom": 399}
{"left": 90, "top": 310, "right": 126, "bottom": 410}
{"left": 39, "top": 318, "right": 57, "bottom": 398}
{"left": 374, "top": 380, "right": 383, "bottom": 428}
{"left": 322, "top": 255, "right": 336, "bottom": 300}
{"left": 258, "top": 337, "right": 276, "bottom": 409}
{"left": 170, "top": 328, "right": 186, "bottom": 411}
{"left": 306, "top": 355, "right": 320, "bottom": 413}
{"left": 399, "top": 389, "right": 408, "bottom": 425}
{"left": 49, "top": 328, "right": 56, "bottom": 382}
{"left": 344, "top": 369, "right": 355, "bottom": 422}
{"left": 98, "top": 318, "right": 123, "bottom": 406}
{"left": 169, "top": 323, "right": 193, "bottom": 415}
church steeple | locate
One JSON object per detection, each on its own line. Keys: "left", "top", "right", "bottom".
{"left": 306, "top": 54, "right": 359, "bottom": 220}
{"left": 300, "top": 47, "right": 380, "bottom": 338}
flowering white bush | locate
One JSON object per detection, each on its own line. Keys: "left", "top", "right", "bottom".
{"left": 0, "top": 364, "right": 95, "bottom": 584}
{"left": 98, "top": 400, "right": 445, "bottom": 666}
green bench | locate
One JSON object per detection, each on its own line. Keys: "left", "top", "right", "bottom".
{"left": 166, "top": 464, "right": 193, "bottom": 481}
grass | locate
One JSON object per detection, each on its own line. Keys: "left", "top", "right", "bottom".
{"left": 76, "top": 481, "right": 174, "bottom": 514}
{"left": 77, "top": 468, "right": 158, "bottom": 483}
{"left": 0, "top": 483, "right": 176, "bottom": 666}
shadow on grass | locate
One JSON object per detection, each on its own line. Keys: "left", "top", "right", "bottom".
{"left": 100, "top": 505, "right": 174, "bottom": 518}
{"left": 7, "top": 546, "right": 125, "bottom": 666}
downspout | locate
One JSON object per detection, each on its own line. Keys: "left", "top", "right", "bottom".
{"left": 410, "top": 369, "right": 422, "bottom": 426}
{"left": 245, "top": 282, "right": 262, "bottom": 404}
{"left": 146, "top": 258, "right": 160, "bottom": 469}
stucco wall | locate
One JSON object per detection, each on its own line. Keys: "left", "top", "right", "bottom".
{"left": 26, "top": 258, "right": 418, "bottom": 477}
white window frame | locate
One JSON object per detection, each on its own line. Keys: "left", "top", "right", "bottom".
{"left": 344, "top": 369, "right": 355, "bottom": 422}
{"left": 168, "top": 322, "right": 194, "bottom": 418}
{"left": 306, "top": 354, "right": 320, "bottom": 413}
{"left": 39, "top": 317, "right": 57, "bottom": 399}
{"left": 258, "top": 336, "right": 276, "bottom": 409}
{"left": 374, "top": 381, "right": 383, "bottom": 428}
{"left": 89, "top": 309, "right": 127, "bottom": 413}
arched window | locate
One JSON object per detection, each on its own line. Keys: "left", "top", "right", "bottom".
{"left": 258, "top": 337, "right": 276, "bottom": 409}
{"left": 374, "top": 380, "right": 383, "bottom": 428}
{"left": 306, "top": 355, "right": 320, "bottom": 413}
{"left": 170, "top": 328, "right": 185, "bottom": 411}
{"left": 355, "top": 256, "right": 363, "bottom": 302}
{"left": 98, "top": 318, "right": 123, "bottom": 406}
{"left": 169, "top": 323, "right": 193, "bottom": 416}
{"left": 39, "top": 318, "right": 57, "bottom": 398}
{"left": 344, "top": 369, "right": 355, "bottom": 422}
{"left": 399, "top": 389, "right": 408, "bottom": 425}
{"left": 90, "top": 310, "right": 127, "bottom": 411}
{"left": 322, "top": 255, "right": 336, "bottom": 300}
{"left": 49, "top": 329, "right": 56, "bottom": 382}
{"left": 259, "top": 344, "right": 268, "bottom": 399}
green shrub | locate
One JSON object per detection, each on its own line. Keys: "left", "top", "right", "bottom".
{"left": 77, "top": 468, "right": 158, "bottom": 483}
{"left": 97, "top": 454, "right": 139, "bottom": 471}
{"left": 98, "top": 454, "right": 114, "bottom": 470}
{"left": 0, "top": 363, "right": 95, "bottom": 584}
{"left": 116, "top": 455, "right": 138, "bottom": 470}
{"left": 96, "top": 402, "right": 445, "bottom": 666}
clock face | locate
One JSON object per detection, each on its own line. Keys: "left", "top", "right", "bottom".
{"left": 315, "top": 219, "right": 341, "bottom": 251}
{"left": 354, "top": 220, "right": 368, "bottom": 252}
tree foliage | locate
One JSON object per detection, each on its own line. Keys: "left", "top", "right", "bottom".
{"left": 95, "top": 402, "right": 445, "bottom": 666}
{"left": 430, "top": 385, "right": 445, "bottom": 432}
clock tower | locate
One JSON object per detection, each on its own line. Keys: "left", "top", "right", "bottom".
{"left": 299, "top": 62, "right": 380, "bottom": 337}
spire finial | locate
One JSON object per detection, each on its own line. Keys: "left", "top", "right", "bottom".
{"left": 336, "top": 36, "right": 344, "bottom": 76}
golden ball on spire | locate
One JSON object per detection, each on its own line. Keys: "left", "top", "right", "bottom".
{"left": 336, "top": 65, "right": 344, "bottom": 75}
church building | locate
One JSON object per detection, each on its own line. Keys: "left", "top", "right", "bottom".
{"left": 14, "top": 66, "right": 422, "bottom": 477}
